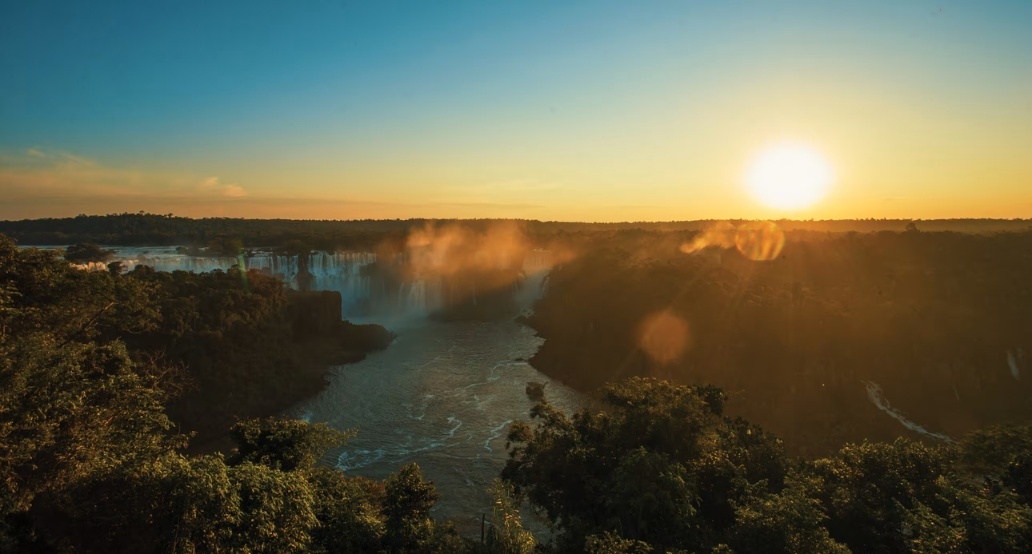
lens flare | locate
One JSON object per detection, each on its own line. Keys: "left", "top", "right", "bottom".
{"left": 638, "top": 310, "right": 691, "bottom": 364}
{"left": 734, "top": 221, "right": 785, "bottom": 261}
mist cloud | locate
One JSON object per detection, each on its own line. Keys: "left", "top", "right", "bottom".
{"left": 403, "top": 221, "right": 529, "bottom": 280}
{"left": 680, "top": 220, "right": 786, "bottom": 261}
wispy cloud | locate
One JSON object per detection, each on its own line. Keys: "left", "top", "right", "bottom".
{"left": 0, "top": 147, "right": 545, "bottom": 220}
{"left": 200, "top": 176, "right": 247, "bottom": 198}
{"left": 0, "top": 148, "right": 248, "bottom": 216}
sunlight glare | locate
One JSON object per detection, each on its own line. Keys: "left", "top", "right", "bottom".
{"left": 746, "top": 142, "right": 834, "bottom": 210}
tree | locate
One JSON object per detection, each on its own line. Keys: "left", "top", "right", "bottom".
{"left": 0, "top": 339, "right": 177, "bottom": 514}
{"left": 809, "top": 439, "right": 955, "bottom": 553}
{"left": 306, "top": 468, "right": 386, "bottom": 553}
{"left": 230, "top": 417, "right": 353, "bottom": 472}
{"left": 382, "top": 463, "right": 464, "bottom": 553}
{"left": 228, "top": 462, "right": 317, "bottom": 553}
{"left": 809, "top": 438, "right": 1032, "bottom": 553}
{"left": 728, "top": 475, "right": 848, "bottom": 554}
{"left": 38, "top": 453, "right": 240, "bottom": 553}
{"left": 584, "top": 531, "right": 652, "bottom": 554}
{"left": 487, "top": 479, "right": 536, "bottom": 554}
{"left": 503, "top": 378, "right": 779, "bottom": 552}
{"left": 63, "top": 243, "right": 115, "bottom": 263}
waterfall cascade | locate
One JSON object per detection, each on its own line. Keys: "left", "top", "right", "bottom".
{"left": 76, "top": 247, "right": 554, "bottom": 320}
{"left": 864, "top": 381, "right": 954, "bottom": 442}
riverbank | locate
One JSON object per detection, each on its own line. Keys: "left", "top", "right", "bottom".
{"left": 182, "top": 340, "right": 379, "bottom": 455}
{"left": 179, "top": 292, "right": 394, "bottom": 454}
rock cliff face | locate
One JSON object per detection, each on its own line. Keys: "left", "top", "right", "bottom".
{"left": 187, "top": 290, "right": 393, "bottom": 453}
{"left": 287, "top": 291, "right": 344, "bottom": 337}
{"left": 286, "top": 290, "right": 394, "bottom": 359}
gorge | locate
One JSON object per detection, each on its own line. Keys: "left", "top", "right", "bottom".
{"left": 85, "top": 245, "right": 578, "bottom": 532}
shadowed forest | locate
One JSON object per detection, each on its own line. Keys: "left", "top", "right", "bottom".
{"left": 3, "top": 215, "right": 1032, "bottom": 552}
{"left": 527, "top": 227, "right": 1032, "bottom": 455}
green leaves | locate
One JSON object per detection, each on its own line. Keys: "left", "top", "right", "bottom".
{"left": 230, "top": 417, "right": 353, "bottom": 472}
{"left": 488, "top": 479, "right": 536, "bottom": 554}
{"left": 503, "top": 378, "right": 769, "bottom": 551}
{"left": 63, "top": 243, "right": 115, "bottom": 264}
{"left": 384, "top": 463, "right": 439, "bottom": 524}
{"left": 229, "top": 462, "right": 318, "bottom": 553}
{"left": 0, "top": 339, "right": 176, "bottom": 512}
{"left": 505, "top": 378, "right": 1032, "bottom": 553}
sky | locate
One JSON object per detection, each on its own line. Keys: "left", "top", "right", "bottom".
{"left": 1, "top": 0, "right": 1030, "bottom": 221}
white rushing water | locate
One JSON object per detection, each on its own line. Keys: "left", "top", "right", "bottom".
{"left": 864, "top": 381, "right": 954, "bottom": 443}
{"left": 296, "top": 319, "right": 581, "bottom": 532}
{"left": 73, "top": 247, "right": 555, "bottom": 322}
{"left": 1008, "top": 348, "right": 1024, "bottom": 381}
{"left": 73, "top": 248, "right": 380, "bottom": 318}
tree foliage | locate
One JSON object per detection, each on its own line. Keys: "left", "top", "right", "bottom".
{"left": 505, "top": 377, "right": 1032, "bottom": 553}
{"left": 503, "top": 377, "right": 786, "bottom": 551}
{"left": 4, "top": 228, "right": 1032, "bottom": 552}
{"left": 0, "top": 234, "right": 462, "bottom": 552}
{"left": 63, "top": 243, "right": 115, "bottom": 264}
{"left": 527, "top": 229, "right": 1032, "bottom": 455}
{"left": 230, "top": 417, "right": 354, "bottom": 471}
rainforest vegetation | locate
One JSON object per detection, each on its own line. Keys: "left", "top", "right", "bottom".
{"left": 1, "top": 212, "right": 1029, "bottom": 253}
{"left": 526, "top": 228, "right": 1032, "bottom": 455}
{"left": 3, "top": 222, "right": 1032, "bottom": 552}
{"left": 504, "top": 378, "right": 1032, "bottom": 553}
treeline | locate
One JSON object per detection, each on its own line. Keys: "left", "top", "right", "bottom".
{"left": 3, "top": 212, "right": 1029, "bottom": 252}
{"left": 503, "top": 378, "right": 1032, "bottom": 553}
{"left": 527, "top": 228, "right": 1032, "bottom": 455}
{"left": 0, "top": 212, "right": 409, "bottom": 251}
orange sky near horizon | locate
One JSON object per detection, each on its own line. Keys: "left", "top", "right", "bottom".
{"left": 2, "top": 2, "right": 1030, "bottom": 222}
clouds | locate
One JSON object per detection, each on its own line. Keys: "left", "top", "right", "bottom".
{"left": 0, "top": 147, "right": 552, "bottom": 220}
{"left": 0, "top": 147, "right": 249, "bottom": 217}
{"left": 200, "top": 176, "right": 247, "bottom": 198}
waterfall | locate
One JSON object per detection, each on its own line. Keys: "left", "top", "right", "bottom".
{"left": 864, "top": 381, "right": 954, "bottom": 442}
{"left": 77, "top": 247, "right": 555, "bottom": 321}
{"left": 516, "top": 249, "right": 553, "bottom": 309}
{"left": 1008, "top": 348, "right": 1024, "bottom": 381}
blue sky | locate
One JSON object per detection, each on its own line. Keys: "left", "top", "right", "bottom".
{"left": 2, "top": 1, "right": 1030, "bottom": 220}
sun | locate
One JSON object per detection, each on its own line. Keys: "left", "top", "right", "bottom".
{"left": 745, "top": 141, "right": 834, "bottom": 210}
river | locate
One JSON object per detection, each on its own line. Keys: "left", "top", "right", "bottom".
{"left": 295, "top": 317, "right": 581, "bottom": 533}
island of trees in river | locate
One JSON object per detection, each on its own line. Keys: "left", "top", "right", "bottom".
{"left": 2, "top": 213, "right": 1032, "bottom": 552}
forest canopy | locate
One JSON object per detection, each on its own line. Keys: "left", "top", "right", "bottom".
{"left": 4, "top": 225, "right": 1032, "bottom": 552}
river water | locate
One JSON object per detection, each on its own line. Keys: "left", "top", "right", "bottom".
{"left": 295, "top": 318, "right": 582, "bottom": 533}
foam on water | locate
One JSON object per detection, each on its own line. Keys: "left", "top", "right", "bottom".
{"left": 483, "top": 420, "right": 513, "bottom": 453}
